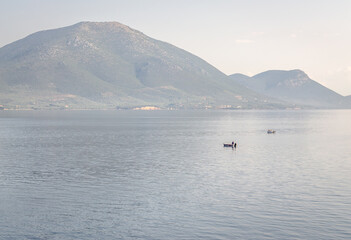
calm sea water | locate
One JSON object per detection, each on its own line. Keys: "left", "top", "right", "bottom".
{"left": 0, "top": 110, "right": 350, "bottom": 240}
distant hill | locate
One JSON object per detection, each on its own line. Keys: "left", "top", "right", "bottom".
{"left": 346, "top": 95, "right": 351, "bottom": 105}
{"left": 229, "top": 70, "right": 350, "bottom": 108}
{"left": 228, "top": 73, "right": 251, "bottom": 86}
{"left": 0, "top": 21, "right": 287, "bottom": 110}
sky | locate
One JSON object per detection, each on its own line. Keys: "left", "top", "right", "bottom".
{"left": 1, "top": 0, "right": 350, "bottom": 96}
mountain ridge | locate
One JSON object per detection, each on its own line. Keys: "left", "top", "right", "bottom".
{"left": 0, "top": 22, "right": 348, "bottom": 110}
{"left": 229, "top": 69, "right": 350, "bottom": 109}
{"left": 0, "top": 21, "right": 287, "bottom": 109}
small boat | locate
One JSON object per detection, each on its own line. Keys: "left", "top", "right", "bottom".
{"left": 224, "top": 142, "right": 237, "bottom": 148}
{"left": 223, "top": 143, "right": 234, "bottom": 147}
{"left": 267, "top": 129, "right": 276, "bottom": 134}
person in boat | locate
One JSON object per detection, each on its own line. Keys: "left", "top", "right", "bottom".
{"left": 232, "top": 141, "right": 234, "bottom": 145}
{"left": 234, "top": 143, "right": 237, "bottom": 148}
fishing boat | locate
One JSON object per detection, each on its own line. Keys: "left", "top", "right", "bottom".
{"left": 223, "top": 143, "right": 234, "bottom": 147}
{"left": 224, "top": 142, "right": 236, "bottom": 148}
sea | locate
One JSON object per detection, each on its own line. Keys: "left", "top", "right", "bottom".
{"left": 0, "top": 110, "right": 350, "bottom": 240}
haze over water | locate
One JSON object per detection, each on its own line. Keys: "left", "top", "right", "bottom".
{"left": 1, "top": 110, "right": 351, "bottom": 239}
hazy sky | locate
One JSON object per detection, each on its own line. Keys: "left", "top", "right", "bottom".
{"left": 1, "top": 0, "right": 350, "bottom": 95}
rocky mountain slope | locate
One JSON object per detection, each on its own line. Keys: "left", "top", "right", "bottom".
{"left": 0, "top": 22, "right": 286, "bottom": 110}
{"left": 229, "top": 70, "right": 350, "bottom": 108}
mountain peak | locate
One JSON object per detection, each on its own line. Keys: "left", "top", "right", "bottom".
{"left": 231, "top": 69, "right": 348, "bottom": 108}
{"left": 1, "top": 21, "right": 283, "bottom": 110}
{"left": 254, "top": 69, "right": 307, "bottom": 77}
{"left": 72, "top": 21, "right": 140, "bottom": 35}
{"left": 253, "top": 69, "right": 310, "bottom": 88}
{"left": 284, "top": 69, "right": 310, "bottom": 87}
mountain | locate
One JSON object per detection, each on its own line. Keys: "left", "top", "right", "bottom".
{"left": 346, "top": 95, "right": 351, "bottom": 105}
{"left": 0, "top": 21, "right": 287, "bottom": 110}
{"left": 228, "top": 73, "right": 251, "bottom": 86}
{"left": 229, "top": 70, "right": 350, "bottom": 108}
